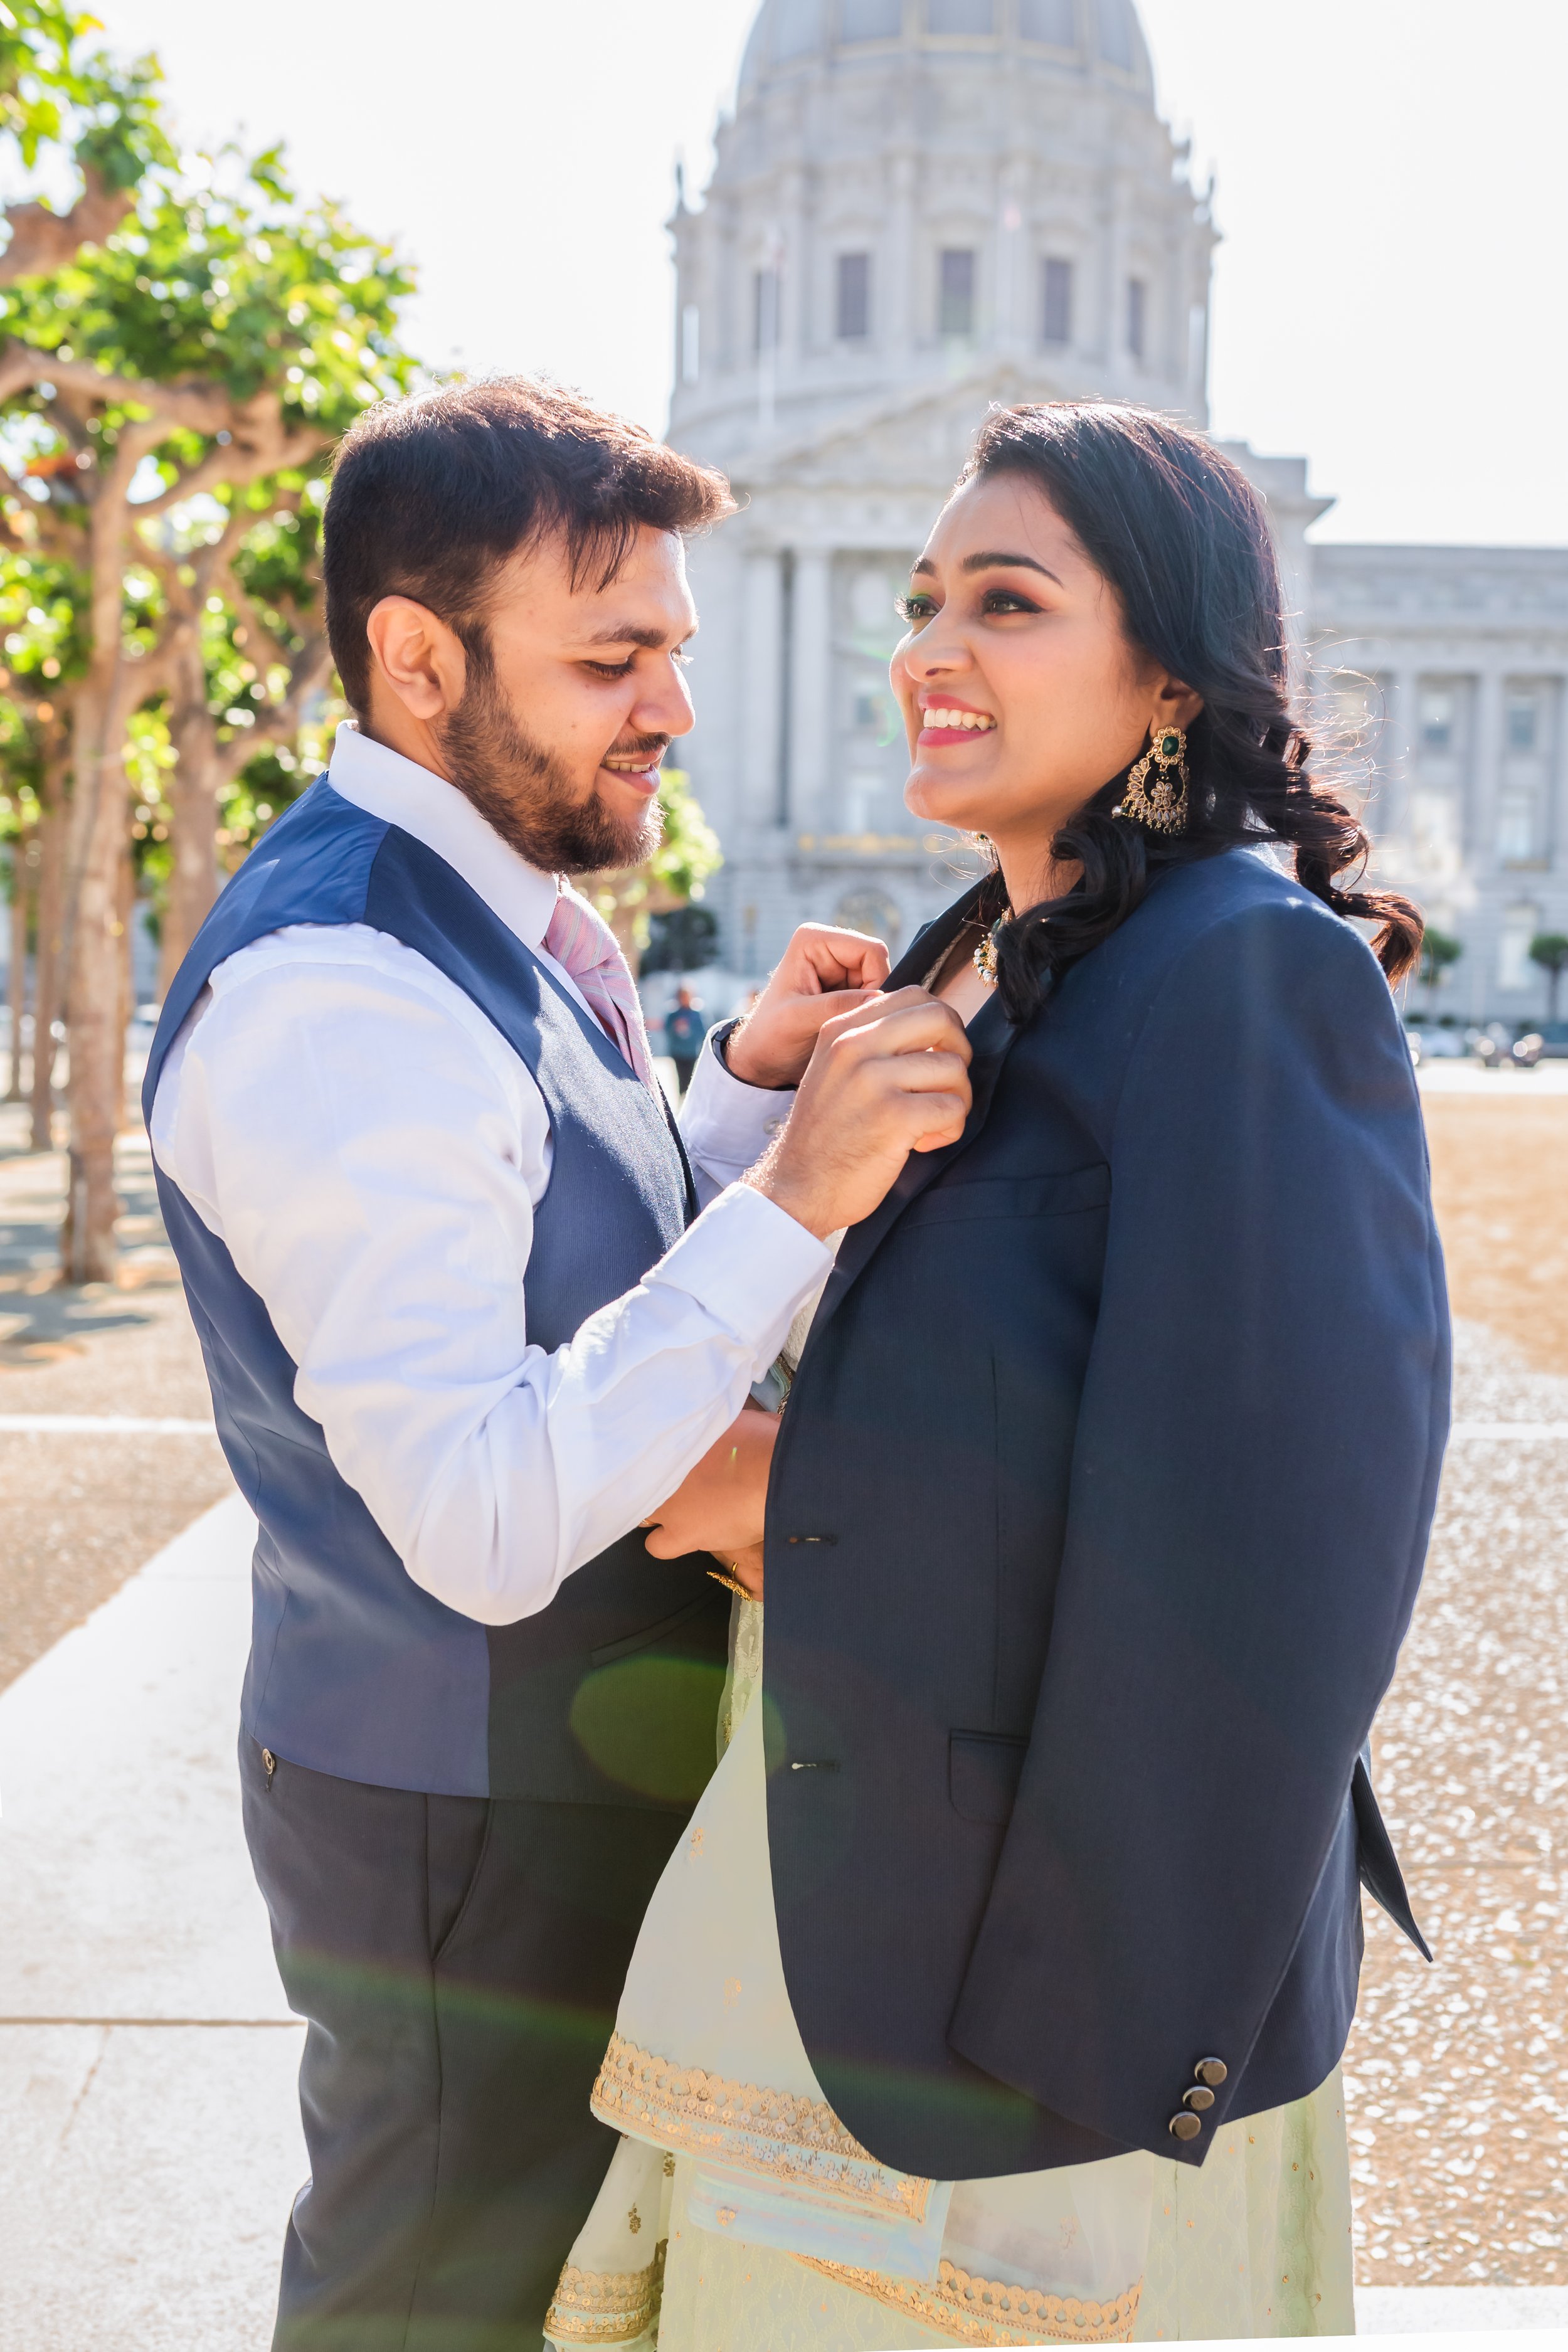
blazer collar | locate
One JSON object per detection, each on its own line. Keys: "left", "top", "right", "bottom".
{"left": 811, "top": 880, "right": 1024, "bottom": 1333}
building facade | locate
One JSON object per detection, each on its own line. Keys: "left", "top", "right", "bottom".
{"left": 667, "top": 0, "right": 1568, "bottom": 1022}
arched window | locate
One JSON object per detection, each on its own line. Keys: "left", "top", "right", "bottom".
{"left": 773, "top": 0, "right": 826, "bottom": 60}
{"left": 1019, "top": 0, "right": 1078, "bottom": 44}
{"left": 1094, "top": 0, "right": 1134, "bottom": 69}
{"left": 837, "top": 253, "right": 872, "bottom": 339}
{"left": 928, "top": 0, "right": 994, "bottom": 31}
{"left": 1042, "top": 257, "right": 1073, "bottom": 345}
{"left": 1126, "top": 275, "right": 1147, "bottom": 360}
{"left": 840, "top": 0, "right": 902, "bottom": 36}
{"left": 940, "top": 249, "right": 976, "bottom": 337}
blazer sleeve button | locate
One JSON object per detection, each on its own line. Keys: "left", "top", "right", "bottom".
{"left": 1168, "top": 2111, "right": 1203, "bottom": 2142}
{"left": 1195, "top": 2058, "right": 1228, "bottom": 2088}
{"left": 1184, "top": 2085, "right": 1215, "bottom": 2112}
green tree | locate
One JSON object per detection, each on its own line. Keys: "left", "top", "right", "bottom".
{"left": 0, "top": 2, "right": 168, "bottom": 279}
{"left": 1418, "top": 926, "right": 1463, "bottom": 1002}
{"left": 586, "top": 766, "right": 723, "bottom": 973}
{"left": 0, "top": 3, "right": 166, "bottom": 1142}
{"left": 145, "top": 475, "right": 335, "bottom": 992}
{"left": 0, "top": 137, "right": 413, "bottom": 1278}
{"left": 1528, "top": 932, "right": 1568, "bottom": 1021}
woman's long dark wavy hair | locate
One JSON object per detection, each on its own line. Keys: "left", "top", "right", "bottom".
{"left": 958, "top": 404, "right": 1422, "bottom": 1022}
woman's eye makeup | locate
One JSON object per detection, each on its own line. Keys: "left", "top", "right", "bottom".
{"left": 980, "top": 587, "right": 1041, "bottom": 615}
{"left": 896, "top": 593, "right": 937, "bottom": 623}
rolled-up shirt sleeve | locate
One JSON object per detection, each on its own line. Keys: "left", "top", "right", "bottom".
{"left": 151, "top": 933, "right": 830, "bottom": 1627}
{"left": 679, "top": 1022, "right": 797, "bottom": 1204}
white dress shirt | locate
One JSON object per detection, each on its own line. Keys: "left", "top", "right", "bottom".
{"left": 151, "top": 723, "right": 820, "bottom": 1626}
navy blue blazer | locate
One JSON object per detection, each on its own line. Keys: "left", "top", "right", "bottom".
{"left": 763, "top": 848, "right": 1449, "bottom": 2181}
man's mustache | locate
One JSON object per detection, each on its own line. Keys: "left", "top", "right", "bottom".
{"left": 605, "top": 733, "right": 672, "bottom": 760}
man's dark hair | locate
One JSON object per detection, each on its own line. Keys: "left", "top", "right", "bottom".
{"left": 323, "top": 376, "right": 734, "bottom": 713}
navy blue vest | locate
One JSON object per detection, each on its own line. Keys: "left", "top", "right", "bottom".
{"left": 145, "top": 780, "right": 728, "bottom": 1800}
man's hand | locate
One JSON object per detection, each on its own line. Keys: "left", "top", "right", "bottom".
{"left": 746, "top": 987, "right": 972, "bottom": 1240}
{"left": 724, "top": 924, "right": 892, "bottom": 1091}
{"left": 642, "top": 1406, "right": 778, "bottom": 1597}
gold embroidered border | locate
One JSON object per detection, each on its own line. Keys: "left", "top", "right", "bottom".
{"left": 591, "top": 2032, "right": 932, "bottom": 2223}
{"left": 544, "top": 2243, "right": 665, "bottom": 2345}
{"left": 792, "top": 2257, "right": 1142, "bottom": 2349}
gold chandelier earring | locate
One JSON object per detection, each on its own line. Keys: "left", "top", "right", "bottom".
{"left": 1113, "top": 721, "right": 1190, "bottom": 835}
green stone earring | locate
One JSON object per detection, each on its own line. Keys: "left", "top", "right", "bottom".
{"left": 1113, "top": 722, "right": 1190, "bottom": 835}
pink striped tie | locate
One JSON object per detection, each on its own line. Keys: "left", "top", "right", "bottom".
{"left": 543, "top": 884, "right": 657, "bottom": 1089}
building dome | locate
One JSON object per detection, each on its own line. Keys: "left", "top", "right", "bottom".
{"left": 665, "top": 0, "right": 1216, "bottom": 985}
{"left": 738, "top": 0, "right": 1153, "bottom": 102}
{"left": 670, "top": 0, "right": 1203, "bottom": 467}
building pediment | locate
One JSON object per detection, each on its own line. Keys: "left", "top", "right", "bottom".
{"left": 735, "top": 360, "right": 1071, "bottom": 493}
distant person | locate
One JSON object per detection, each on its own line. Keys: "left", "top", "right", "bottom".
{"left": 664, "top": 981, "right": 706, "bottom": 1094}
{"left": 142, "top": 378, "right": 967, "bottom": 2352}
{"left": 547, "top": 403, "right": 1449, "bottom": 2349}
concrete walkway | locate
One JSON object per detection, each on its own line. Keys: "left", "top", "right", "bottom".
{"left": 0, "top": 1496, "right": 302, "bottom": 2351}
{"left": 1, "top": 1498, "right": 1565, "bottom": 2349}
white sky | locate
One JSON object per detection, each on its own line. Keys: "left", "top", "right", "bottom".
{"left": 97, "top": 0, "right": 1566, "bottom": 546}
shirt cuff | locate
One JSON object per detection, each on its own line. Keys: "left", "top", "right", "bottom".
{"left": 679, "top": 1022, "right": 797, "bottom": 1192}
{"left": 647, "top": 1180, "right": 832, "bottom": 1378}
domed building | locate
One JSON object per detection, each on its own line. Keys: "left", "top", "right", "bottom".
{"left": 668, "top": 0, "right": 1568, "bottom": 1016}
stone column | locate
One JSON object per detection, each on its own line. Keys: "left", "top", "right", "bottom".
{"left": 789, "top": 548, "right": 835, "bottom": 834}
{"left": 997, "top": 157, "right": 1029, "bottom": 352}
{"left": 1470, "top": 667, "right": 1504, "bottom": 872}
{"left": 885, "top": 145, "right": 918, "bottom": 358}
{"left": 780, "top": 164, "right": 808, "bottom": 373}
{"left": 1377, "top": 662, "right": 1421, "bottom": 878}
{"left": 741, "top": 546, "right": 787, "bottom": 829}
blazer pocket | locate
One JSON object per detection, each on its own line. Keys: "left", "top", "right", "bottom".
{"left": 591, "top": 1594, "right": 713, "bottom": 1668}
{"left": 900, "top": 1165, "right": 1110, "bottom": 1231}
{"left": 950, "top": 1730, "right": 1029, "bottom": 1826}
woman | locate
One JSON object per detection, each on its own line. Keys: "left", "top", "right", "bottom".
{"left": 544, "top": 405, "right": 1448, "bottom": 2347}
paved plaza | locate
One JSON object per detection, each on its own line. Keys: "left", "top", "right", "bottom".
{"left": 0, "top": 1069, "right": 1565, "bottom": 2345}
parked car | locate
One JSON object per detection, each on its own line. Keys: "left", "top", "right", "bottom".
{"left": 1406, "top": 1025, "right": 1468, "bottom": 1060}
{"left": 1466, "top": 1025, "right": 1544, "bottom": 1070}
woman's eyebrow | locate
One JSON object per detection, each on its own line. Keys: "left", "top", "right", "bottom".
{"left": 960, "top": 550, "right": 1064, "bottom": 585}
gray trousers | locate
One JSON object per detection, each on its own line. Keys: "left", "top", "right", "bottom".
{"left": 240, "top": 1734, "right": 688, "bottom": 2352}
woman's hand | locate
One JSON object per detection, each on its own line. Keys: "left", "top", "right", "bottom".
{"left": 641, "top": 1406, "right": 779, "bottom": 1591}
{"left": 723, "top": 923, "right": 892, "bottom": 1091}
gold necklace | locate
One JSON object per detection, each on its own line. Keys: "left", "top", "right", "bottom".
{"left": 972, "top": 911, "right": 1012, "bottom": 987}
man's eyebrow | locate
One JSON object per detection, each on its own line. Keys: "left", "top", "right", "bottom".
{"left": 580, "top": 621, "right": 691, "bottom": 649}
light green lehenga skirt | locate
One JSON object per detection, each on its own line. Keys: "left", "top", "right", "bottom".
{"left": 546, "top": 1603, "right": 1354, "bottom": 2349}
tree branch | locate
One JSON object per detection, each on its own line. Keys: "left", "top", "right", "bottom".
{"left": 0, "top": 170, "right": 135, "bottom": 288}
{"left": 0, "top": 339, "right": 233, "bottom": 433}
{"left": 132, "top": 415, "right": 326, "bottom": 518}
{"left": 215, "top": 628, "right": 333, "bottom": 793}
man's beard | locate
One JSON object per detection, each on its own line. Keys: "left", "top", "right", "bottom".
{"left": 437, "top": 646, "right": 665, "bottom": 876}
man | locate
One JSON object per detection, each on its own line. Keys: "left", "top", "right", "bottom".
{"left": 144, "top": 379, "right": 971, "bottom": 2349}
{"left": 664, "top": 981, "right": 706, "bottom": 1095}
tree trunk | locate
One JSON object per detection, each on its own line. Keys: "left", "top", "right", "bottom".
{"left": 114, "top": 820, "right": 135, "bottom": 1135}
{"left": 29, "top": 774, "right": 63, "bottom": 1154}
{"left": 5, "top": 815, "right": 31, "bottom": 1102}
{"left": 159, "top": 652, "right": 221, "bottom": 999}
{"left": 61, "top": 686, "right": 132, "bottom": 1284}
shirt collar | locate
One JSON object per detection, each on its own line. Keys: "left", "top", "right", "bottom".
{"left": 325, "top": 721, "right": 560, "bottom": 952}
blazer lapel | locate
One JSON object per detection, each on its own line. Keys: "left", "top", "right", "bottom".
{"left": 810, "top": 884, "right": 1023, "bottom": 1332}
